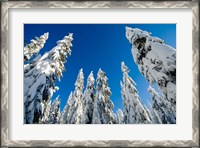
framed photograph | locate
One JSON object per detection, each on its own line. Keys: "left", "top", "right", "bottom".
{"left": 1, "top": 1, "right": 199, "bottom": 147}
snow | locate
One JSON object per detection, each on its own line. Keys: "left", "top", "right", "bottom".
{"left": 47, "top": 96, "right": 61, "bottom": 124}
{"left": 24, "top": 27, "right": 176, "bottom": 124}
{"left": 121, "top": 62, "right": 151, "bottom": 124}
{"left": 148, "top": 85, "right": 176, "bottom": 124}
{"left": 116, "top": 109, "right": 124, "bottom": 124}
{"left": 67, "top": 69, "right": 84, "bottom": 124}
{"left": 92, "top": 69, "right": 115, "bottom": 124}
{"left": 125, "top": 27, "right": 176, "bottom": 119}
{"left": 81, "top": 71, "right": 95, "bottom": 124}
{"left": 60, "top": 92, "right": 73, "bottom": 124}
{"left": 24, "top": 33, "right": 73, "bottom": 124}
{"left": 24, "top": 32, "right": 49, "bottom": 62}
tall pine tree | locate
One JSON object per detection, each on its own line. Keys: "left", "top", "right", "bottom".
{"left": 60, "top": 92, "right": 74, "bottom": 124}
{"left": 148, "top": 86, "right": 176, "bottom": 124}
{"left": 81, "top": 71, "right": 95, "bottom": 124}
{"left": 40, "top": 99, "right": 51, "bottom": 124}
{"left": 121, "top": 61, "right": 151, "bottom": 124}
{"left": 47, "top": 96, "right": 60, "bottom": 124}
{"left": 68, "top": 69, "right": 84, "bottom": 124}
{"left": 125, "top": 27, "right": 176, "bottom": 113}
{"left": 92, "top": 69, "right": 115, "bottom": 124}
{"left": 116, "top": 109, "right": 124, "bottom": 124}
{"left": 24, "top": 32, "right": 49, "bottom": 62}
{"left": 24, "top": 33, "right": 73, "bottom": 124}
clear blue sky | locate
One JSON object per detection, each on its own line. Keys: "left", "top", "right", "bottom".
{"left": 24, "top": 24, "right": 176, "bottom": 113}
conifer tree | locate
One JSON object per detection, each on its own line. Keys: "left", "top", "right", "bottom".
{"left": 24, "top": 33, "right": 73, "bottom": 124}
{"left": 116, "top": 109, "right": 124, "bottom": 124}
{"left": 125, "top": 27, "right": 176, "bottom": 110}
{"left": 40, "top": 100, "right": 51, "bottom": 124}
{"left": 68, "top": 69, "right": 84, "bottom": 124}
{"left": 60, "top": 92, "right": 73, "bottom": 124}
{"left": 121, "top": 61, "right": 151, "bottom": 124}
{"left": 47, "top": 96, "right": 60, "bottom": 124}
{"left": 148, "top": 86, "right": 176, "bottom": 124}
{"left": 150, "top": 108, "right": 162, "bottom": 124}
{"left": 24, "top": 32, "right": 49, "bottom": 62}
{"left": 92, "top": 69, "right": 115, "bottom": 124}
{"left": 81, "top": 71, "right": 95, "bottom": 124}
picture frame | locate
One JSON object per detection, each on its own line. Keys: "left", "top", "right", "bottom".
{"left": 1, "top": 1, "right": 199, "bottom": 147}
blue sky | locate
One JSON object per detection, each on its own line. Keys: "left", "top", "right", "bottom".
{"left": 24, "top": 24, "right": 176, "bottom": 113}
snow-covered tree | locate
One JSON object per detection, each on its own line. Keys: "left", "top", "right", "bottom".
{"left": 116, "top": 109, "right": 124, "bottom": 124}
{"left": 92, "top": 69, "right": 115, "bottom": 124}
{"left": 24, "top": 32, "right": 49, "bottom": 62}
{"left": 150, "top": 107, "right": 162, "bottom": 124}
{"left": 148, "top": 86, "right": 176, "bottom": 124}
{"left": 60, "top": 92, "right": 74, "bottom": 124}
{"left": 121, "top": 61, "right": 151, "bottom": 124}
{"left": 24, "top": 33, "right": 73, "bottom": 124}
{"left": 47, "top": 96, "right": 60, "bottom": 124}
{"left": 125, "top": 27, "right": 176, "bottom": 110}
{"left": 143, "top": 105, "right": 153, "bottom": 122}
{"left": 68, "top": 69, "right": 84, "bottom": 124}
{"left": 143, "top": 103, "right": 161, "bottom": 124}
{"left": 81, "top": 71, "right": 95, "bottom": 124}
{"left": 40, "top": 100, "right": 51, "bottom": 124}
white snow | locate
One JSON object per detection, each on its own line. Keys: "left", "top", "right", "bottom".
{"left": 125, "top": 27, "right": 176, "bottom": 120}
{"left": 148, "top": 85, "right": 176, "bottom": 124}
{"left": 92, "top": 69, "right": 115, "bottom": 124}
{"left": 121, "top": 62, "right": 151, "bottom": 124}
{"left": 24, "top": 27, "right": 176, "bottom": 124}
{"left": 24, "top": 32, "right": 49, "bottom": 62}
{"left": 24, "top": 33, "right": 73, "bottom": 124}
{"left": 47, "top": 96, "right": 61, "bottom": 124}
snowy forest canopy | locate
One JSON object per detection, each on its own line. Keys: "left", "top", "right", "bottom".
{"left": 24, "top": 26, "right": 176, "bottom": 124}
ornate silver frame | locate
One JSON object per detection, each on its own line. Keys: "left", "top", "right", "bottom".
{"left": 1, "top": 1, "right": 199, "bottom": 147}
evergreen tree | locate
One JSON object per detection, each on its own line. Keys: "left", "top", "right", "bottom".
{"left": 121, "top": 61, "right": 151, "bottom": 124}
{"left": 24, "top": 32, "right": 49, "bottom": 62}
{"left": 116, "top": 109, "right": 124, "bottom": 124}
{"left": 150, "top": 107, "right": 162, "bottom": 124}
{"left": 47, "top": 96, "right": 60, "bottom": 124}
{"left": 81, "top": 71, "right": 95, "bottom": 124}
{"left": 92, "top": 69, "right": 115, "bottom": 124}
{"left": 143, "top": 105, "right": 153, "bottom": 122}
{"left": 60, "top": 92, "right": 73, "bottom": 124}
{"left": 40, "top": 100, "right": 51, "bottom": 124}
{"left": 125, "top": 27, "right": 176, "bottom": 112}
{"left": 148, "top": 86, "right": 176, "bottom": 124}
{"left": 24, "top": 33, "right": 73, "bottom": 124}
{"left": 68, "top": 69, "right": 84, "bottom": 124}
